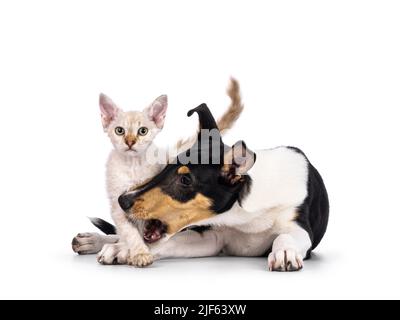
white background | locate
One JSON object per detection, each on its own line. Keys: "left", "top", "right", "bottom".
{"left": 0, "top": 0, "right": 399, "bottom": 300}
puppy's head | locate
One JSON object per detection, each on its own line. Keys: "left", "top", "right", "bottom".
{"left": 119, "top": 104, "right": 256, "bottom": 240}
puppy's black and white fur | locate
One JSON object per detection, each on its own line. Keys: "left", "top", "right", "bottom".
{"left": 114, "top": 104, "right": 329, "bottom": 271}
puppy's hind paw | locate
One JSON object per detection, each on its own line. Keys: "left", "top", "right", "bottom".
{"left": 128, "top": 252, "right": 154, "bottom": 268}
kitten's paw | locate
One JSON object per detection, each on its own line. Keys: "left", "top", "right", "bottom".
{"left": 72, "top": 232, "right": 104, "bottom": 255}
{"left": 127, "top": 252, "right": 154, "bottom": 268}
{"left": 97, "top": 243, "right": 128, "bottom": 265}
{"left": 267, "top": 249, "right": 303, "bottom": 272}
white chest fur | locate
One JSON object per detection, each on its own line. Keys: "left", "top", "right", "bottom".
{"left": 106, "top": 147, "right": 164, "bottom": 203}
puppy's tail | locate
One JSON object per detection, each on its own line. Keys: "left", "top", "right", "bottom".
{"left": 175, "top": 77, "right": 244, "bottom": 153}
{"left": 89, "top": 217, "right": 117, "bottom": 235}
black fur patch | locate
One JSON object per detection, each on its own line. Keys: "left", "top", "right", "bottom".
{"left": 288, "top": 147, "right": 330, "bottom": 258}
{"left": 89, "top": 217, "right": 117, "bottom": 235}
{"left": 238, "top": 176, "right": 252, "bottom": 206}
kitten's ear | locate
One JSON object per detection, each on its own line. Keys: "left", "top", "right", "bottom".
{"left": 99, "top": 93, "right": 120, "bottom": 130}
{"left": 221, "top": 141, "right": 256, "bottom": 185}
{"left": 144, "top": 95, "right": 168, "bottom": 129}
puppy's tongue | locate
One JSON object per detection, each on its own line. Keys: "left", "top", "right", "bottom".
{"left": 143, "top": 219, "right": 167, "bottom": 244}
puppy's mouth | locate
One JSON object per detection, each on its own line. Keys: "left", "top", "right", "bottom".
{"left": 142, "top": 219, "right": 210, "bottom": 244}
{"left": 143, "top": 219, "right": 168, "bottom": 244}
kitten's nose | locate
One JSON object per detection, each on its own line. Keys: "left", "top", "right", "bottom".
{"left": 126, "top": 141, "right": 135, "bottom": 148}
{"left": 118, "top": 193, "right": 135, "bottom": 212}
{"left": 125, "top": 136, "right": 137, "bottom": 148}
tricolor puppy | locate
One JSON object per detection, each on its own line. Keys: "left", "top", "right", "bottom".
{"left": 118, "top": 104, "right": 329, "bottom": 271}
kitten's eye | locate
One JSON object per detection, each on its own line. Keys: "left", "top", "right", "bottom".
{"left": 115, "top": 127, "right": 125, "bottom": 136}
{"left": 138, "top": 127, "right": 148, "bottom": 136}
{"left": 180, "top": 175, "right": 192, "bottom": 186}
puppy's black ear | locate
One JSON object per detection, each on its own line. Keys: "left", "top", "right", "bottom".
{"left": 221, "top": 141, "right": 256, "bottom": 185}
{"left": 187, "top": 103, "right": 219, "bottom": 131}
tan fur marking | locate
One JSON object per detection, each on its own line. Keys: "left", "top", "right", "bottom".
{"left": 177, "top": 166, "right": 190, "bottom": 174}
{"left": 131, "top": 188, "right": 215, "bottom": 234}
{"left": 221, "top": 163, "right": 243, "bottom": 184}
{"left": 221, "top": 164, "right": 230, "bottom": 173}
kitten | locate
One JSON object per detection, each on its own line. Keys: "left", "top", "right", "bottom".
{"left": 72, "top": 79, "right": 244, "bottom": 267}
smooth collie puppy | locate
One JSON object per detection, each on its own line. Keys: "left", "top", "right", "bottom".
{"left": 116, "top": 104, "right": 329, "bottom": 271}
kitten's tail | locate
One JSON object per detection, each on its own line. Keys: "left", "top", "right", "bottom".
{"left": 89, "top": 217, "right": 117, "bottom": 235}
{"left": 217, "top": 77, "right": 244, "bottom": 134}
{"left": 175, "top": 77, "right": 244, "bottom": 152}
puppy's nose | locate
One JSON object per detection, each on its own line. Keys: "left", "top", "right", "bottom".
{"left": 118, "top": 193, "right": 135, "bottom": 212}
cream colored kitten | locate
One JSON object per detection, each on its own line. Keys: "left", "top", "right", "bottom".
{"left": 98, "top": 94, "right": 168, "bottom": 267}
{"left": 72, "top": 79, "right": 244, "bottom": 267}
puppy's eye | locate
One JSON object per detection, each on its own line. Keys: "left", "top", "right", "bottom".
{"left": 138, "top": 127, "right": 148, "bottom": 136}
{"left": 115, "top": 127, "right": 125, "bottom": 136}
{"left": 180, "top": 175, "right": 192, "bottom": 186}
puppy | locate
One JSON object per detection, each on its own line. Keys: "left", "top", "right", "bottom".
{"left": 117, "top": 104, "right": 329, "bottom": 271}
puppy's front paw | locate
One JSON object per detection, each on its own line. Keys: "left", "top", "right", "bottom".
{"left": 127, "top": 251, "right": 154, "bottom": 268}
{"left": 72, "top": 232, "right": 103, "bottom": 255}
{"left": 268, "top": 249, "right": 303, "bottom": 272}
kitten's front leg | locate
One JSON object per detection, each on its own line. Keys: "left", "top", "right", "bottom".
{"left": 122, "top": 221, "right": 154, "bottom": 267}
{"left": 97, "top": 228, "right": 152, "bottom": 267}
{"left": 97, "top": 207, "right": 152, "bottom": 267}
{"left": 97, "top": 242, "right": 129, "bottom": 264}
